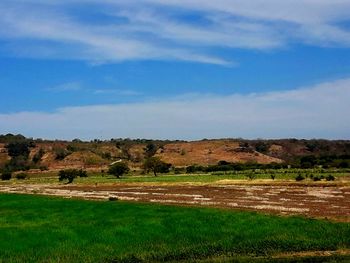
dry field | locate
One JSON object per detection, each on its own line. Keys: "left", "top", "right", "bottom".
{"left": 1, "top": 182, "right": 349, "bottom": 222}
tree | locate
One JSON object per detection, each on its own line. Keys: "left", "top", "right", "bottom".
{"left": 108, "top": 162, "right": 130, "bottom": 178}
{"left": 143, "top": 157, "right": 171, "bottom": 176}
{"left": 59, "top": 169, "right": 87, "bottom": 184}
{"left": 255, "top": 142, "right": 269, "bottom": 153}
{"left": 4, "top": 137, "right": 35, "bottom": 172}
{"left": 5, "top": 141, "right": 34, "bottom": 159}
{"left": 144, "top": 143, "right": 158, "bottom": 158}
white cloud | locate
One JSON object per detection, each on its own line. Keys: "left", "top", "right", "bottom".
{"left": 1, "top": 78, "right": 349, "bottom": 140}
{"left": 93, "top": 89, "right": 142, "bottom": 96}
{"left": 0, "top": 0, "right": 350, "bottom": 64}
{"left": 46, "top": 82, "right": 82, "bottom": 92}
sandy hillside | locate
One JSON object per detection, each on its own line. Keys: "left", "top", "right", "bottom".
{"left": 155, "top": 140, "right": 282, "bottom": 166}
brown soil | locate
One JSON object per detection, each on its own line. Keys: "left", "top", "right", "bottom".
{"left": 1, "top": 183, "right": 349, "bottom": 222}
{"left": 155, "top": 140, "right": 282, "bottom": 166}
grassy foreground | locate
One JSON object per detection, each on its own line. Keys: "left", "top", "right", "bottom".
{"left": 0, "top": 194, "right": 349, "bottom": 263}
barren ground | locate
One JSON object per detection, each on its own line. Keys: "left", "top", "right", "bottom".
{"left": 1, "top": 182, "right": 349, "bottom": 222}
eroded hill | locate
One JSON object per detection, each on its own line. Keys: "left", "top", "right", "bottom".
{"left": 1, "top": 134, "right": 350, "bottom": 171}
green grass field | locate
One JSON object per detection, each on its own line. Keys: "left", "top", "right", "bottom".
{"left": 0, "top": 194, "right": 349, "bottom": 262}
{"left": 1, "top": 168, "right": 349, "bottom": 185}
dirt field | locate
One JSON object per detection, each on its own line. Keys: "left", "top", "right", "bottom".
{"left": 1, "top": 183, "right": 349, "bottom": 222}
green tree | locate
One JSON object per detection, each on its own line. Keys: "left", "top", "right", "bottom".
{"left": 58, "top": 169, "right": 87, "bottom": 184}
{"left": 143, "top": 157, "right": 171, "bottom": 176}
{"left": 144, "top": 143, "right": 158, "bottom": 158}
{"left": 5, "top": 141, "right": 34, "bottom": 159}
{"left": 108, "top": 162, "right": 130, "bottom": 178}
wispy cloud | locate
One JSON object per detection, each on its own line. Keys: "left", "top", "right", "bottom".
{"left": 45, "top": 82, "right": 82, "bottom": 92}
{"left": 1, "top": 78, "right": 349, "bottom": 140}
{"left": 0, "top": 1, "right": 350, "bottom": 64}
{"left": 93, "top": 89, "right": 142, "bottom": 96}
{"left": 45, "top": 82, "right": 141, "bottom": 96}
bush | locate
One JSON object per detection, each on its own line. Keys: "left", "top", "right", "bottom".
{"left": 32, "top": 148, "right": 45, "bottom": 164}
{"left": 16, "top": 173, "right": 28, "bottom": 180}
{"left": 186, "top": 165, "right": 204, "bottom": 173}
{"left": 59, "top": 169, "right": 87, "bottom": 183}
{"left": 143, "top": 157, "right": 171, "bottom": 176}
{"left": 78, "top": 170, "right": 88, "bottom": 177}
{"left": 54, "top": 147, "right": 71, "bottom": 160}
{"left": 212, "top": 171, "right": 225, "bottom": 176}
{"left": 39, "top": 165, "right": 48, "bottom": 171}
{"left": 108, "top": 162, "right": 129, "bottom": 178}
{"left": 270, "top": 174, "right": 276, "bottom": 180}
{"left": 313, "top": 176, "right": 321, "bottom": 181}
{"left": 245, "top": 173, "right": 257, "bottom": 180}
{"left": 326, "top": 174, "right": 335, "bottom": 181}
{"left": 295, "top": 174, "right": 305, "bottom": 181}
{"left": 1, "top": 171, "right": 12, "bottom": 180}
{"left": 174, "top": 167, "right": 185, "bottom": 174}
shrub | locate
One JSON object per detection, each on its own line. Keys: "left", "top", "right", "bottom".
{"left": 270, "top": 174, "right": 276, "bottom": 180}
{"left": 295, "top": 174, "right": 305, "bottom": 181}
{"left": 245, "top": 173, "right": 257, "bottom": 180}
{"left": 108, "top": 162, "right": 130, "bottom": 178}
{"left": 1, "top": 171, "right": 12, "bottom": 180}
{"left": 16, "top": 173, "right": 28, "bottom": 180}
{"left": 174, "top": 167, "right": 185, "bottom": 174}
{"left": 54, "top": 147, "right": 71, "bottom": 160}
{"left": 101, "top": 152, "right": 112, "bottom": 160}
{"left": 326, "top": 174, "right": 335, "bottom": 181}
{"left": 78, "top": 170, "right": 88, "bottom": 177}
{"left": 59, "top": 169, "right": 87, "bottom": 184}
{"left": 212, "top": 171, "right": 225, "bottom": 176}
{"left": 186, "top": 165, "right": 204, "bottom": 173}
{"left": 313, "top": 176, "right": 321, "bottom": 181}
{"left": 32, "top": 148, "right": 45, "bottom": 164}
{"left": 143, "top": 157, "right": 171, "bottom": 176}
{"left": 39, "top": 165, "right": 48, "bottom": 171}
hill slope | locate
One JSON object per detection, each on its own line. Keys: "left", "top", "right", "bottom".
{"left": 1, "top": 134, "right": 350, "bottom": 171}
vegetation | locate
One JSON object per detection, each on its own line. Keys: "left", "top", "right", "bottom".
{"left": 0, "top": 194, "right": 349, "bottom": 263}
{"left": 53, "top": 147, "right": 71, "bottom": 160}
{"left": 1, "top": 170, "right": 12, "bottom": 180}
{"left": 58, "top": 169, "right": 87, "bottom": 184}
{"left": 15, "top": 172, "right": 28, "bottom": 180}
{"left": 108, "top": 162, "right": 130, "bottom": 178}
{"left": 295, "top": 174, "right": 305, "bottom": 181}
{"left": 0, "top": 168, "right": 347, "bottom": 185}
{"left": 143, "top": 157, "right": 171, "bottom": 176}
{"left": 186, "top": 162, "right": 289, "bottom": 173}
{"left": 2, "top": 134, "right": 350, "bottom": 174}
{"left": 144, "top": 143, "right": 158, "bottom": 158}
{"left": 326, "top": 174, "right": 336, "bottom": 181}
{"left": 245, "top": 172, "right": 257, "bottom": 180}
{"left": 32, "top": 148, "right": 45, "bottom": 164}
{"left": 3, "top": 139, "right": 35, "bottom": 172}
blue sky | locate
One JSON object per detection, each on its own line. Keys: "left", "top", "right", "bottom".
{"left": 1, "top": 0, "right": 350, "bottom": 140}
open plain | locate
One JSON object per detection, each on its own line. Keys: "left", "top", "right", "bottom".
{"left": 1, "top": 179, "right": 350, "bottom": 222}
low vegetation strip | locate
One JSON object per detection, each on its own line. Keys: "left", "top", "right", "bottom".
{"left": 0, "top": 194, "right": 350, "bottom": 262}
